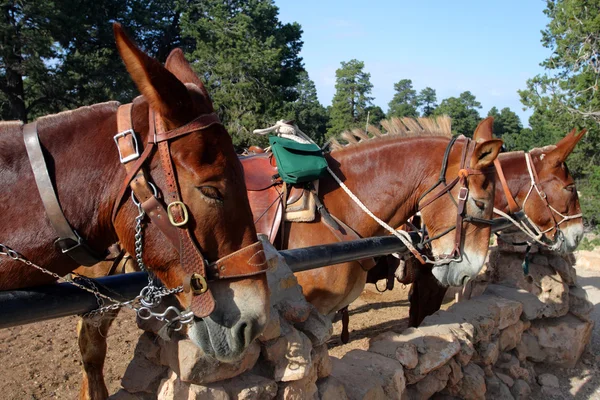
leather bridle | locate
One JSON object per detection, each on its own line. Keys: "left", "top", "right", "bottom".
{"left": 493, "top": 152, "right": 582, "bottom": 250}
{"left": 415, "top": 136, "right": 493, "bottom": 264}
{"left": 22, "top": 104, "right": 269, "bottom": 319}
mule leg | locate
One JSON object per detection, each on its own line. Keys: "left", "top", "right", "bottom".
{"left": 409, "top": 269, "right": 448, "bottom": 327}
{"left": 77, "top": 311, "right": 119, "bottom": 400}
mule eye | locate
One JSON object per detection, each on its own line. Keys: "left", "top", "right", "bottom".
{"left": 474, "top": 199, "right": 486, "bottom": 211}
{"left": 198, "top": 186, "right": 223, "bottom": 202}
{"left": 564, "top": 184, "right": 575, "bottom": 192}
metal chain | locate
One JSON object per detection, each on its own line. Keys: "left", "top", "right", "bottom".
{"left": 0, "top": 197, "right": 188, "bottom": 327}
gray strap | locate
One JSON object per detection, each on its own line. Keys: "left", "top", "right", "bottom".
{"left": 23, "top": 122, "right": 104, "bottom": 266}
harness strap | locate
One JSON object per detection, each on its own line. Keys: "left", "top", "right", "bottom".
{"left": 113, "top": 104, "right": 269, "bottom": 318}
{"left": 153, "top": 111, "right": 217, "bottom": 317}
{"left": 493, "top": 157, "right": 520, "bottom": 214}
{"left": 22, "top": 122, "right": 106, "bottom": 266}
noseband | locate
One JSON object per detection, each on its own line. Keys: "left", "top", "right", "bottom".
{"left": 415, "top": 136, "right": 493, "bottom": 265}
{"left": 493, "top": 152, "right": 582, "bottom": 250}
{"left": 112, "top": 104, "right": 268, "bottom": 318}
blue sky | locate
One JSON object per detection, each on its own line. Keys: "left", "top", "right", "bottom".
{"left": 276, "top": 0, "right": 552, "bottom": 126}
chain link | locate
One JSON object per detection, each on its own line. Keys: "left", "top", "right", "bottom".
{"left": 0, "top": 198, "right": 189, "bottom": 328}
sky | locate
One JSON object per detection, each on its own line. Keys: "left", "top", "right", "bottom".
{"left": 276, "top": 0, "right": 552, "bottom": 127}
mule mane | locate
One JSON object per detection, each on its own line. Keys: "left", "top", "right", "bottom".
{"left": 328, "top": 115, "right": 452, "bottom": 151}
{"left": 36, "top": 101, "right": 120, "bottom": 130}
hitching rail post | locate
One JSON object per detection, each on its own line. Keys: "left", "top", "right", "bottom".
{"left": 0, "top": 217, "right": 515, "bottom": 329}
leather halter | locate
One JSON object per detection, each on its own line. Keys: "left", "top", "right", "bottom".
{"left": 22, "top": 122, "right": 112, "bottom": 266}
{"left": 493, "top": 152, "right": 582, "bottom": 246}
{"left": 416, "top": 137, "right": 488, "bottom": 262}
{"left": 113, "top": 104, "right": 269, "bottom": 318}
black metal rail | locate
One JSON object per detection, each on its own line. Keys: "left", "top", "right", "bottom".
{"left": 0, "top": 216, "right": 516, "bottom": 329}
{"left": 0, "top": 233, "right": 420, "bottom": 329}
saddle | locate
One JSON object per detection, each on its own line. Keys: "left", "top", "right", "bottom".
{"left": 241, "top": 152, "right": 318, "bottom": 243}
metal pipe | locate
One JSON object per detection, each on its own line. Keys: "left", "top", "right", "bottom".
{"left": 0, "top": 215, "right": 516, "bottom": 329}
{"left": 0, "top": 233, "right": 419, "bottom": 328}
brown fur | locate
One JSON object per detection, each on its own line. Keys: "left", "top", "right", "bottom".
{"left": 404, "top": 125, "right": 585, "bottom": 327}
{"left": 1, "top": 25, "right": 270, "bottom": 400}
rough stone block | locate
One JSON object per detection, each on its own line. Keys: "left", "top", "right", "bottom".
{"left": 157, "top": 372, "right": 229, "bottom": 400}
{"left": 341, "top": 350, "right": 406, "bottom": 398}
{"left": 528, "top": 313, "right": 594, "bottom": 368}
{"left": 458, "top": 364, "right": 487, "bottom": 400}
{"left": 568, "top": 285, "right": 594, "bottom": 321}
{"left": 294, "top": 305, "right": 333, "bottom": 346}
{"left": 548, "top": 255, "right": 577, "bottom": 285}
{"left": 408, "top": 364, "right": 451, "bottom": 400}
{"left": 330, "top": 356, "right": 391, "bottom": 400}
{"left": 510, "top": 379, "right": 531, "bottom": 400}
{"left": 369, "top": 327, "right": 460, "bottom": 382}
{"left": 317, "top": 377, "right": 348, "bottom": 400}
{"left": 178, "top": 339, "right": 260, "bottom": 384}
{"left": 261, "top": 320, "right": 313, "bottom": 382}
{"left": 219, "top": 372, "right": 278, "bottom": 400}
{"left": 515, "top": 332, "right": 546, "bottom": 362}
{"left": 312, "top": 344, "right": 332, "bottom": 379}
{"left": 258, "top": 308, "right": 282, "bottom": 343}
{"left": 498, "top": 320, "right": 525, "bottom": 352}
{"left": 484, "top": 375, "right": 514, "bottom": 400}
{"left": 487, "top": 252, "right": 569, "bottom": 318}
{"left": 395, "top": 343, "right": 418, "bottom": 369}
{"left": 537, "top": 373, "right": 559, "bottom": 388}
{"left": 475, "top": 340, "right": 499, "bottom": 366}
{"left": 484, "top": 285, "right": 547, "bottom": 321}
{"left": 496, "top": 372, "right": 514, "bottom": 387}
{"left": 122, "top": 355, "right": 168, "bottom": 393}
{"left": 276, "top": 364, "right": 318, "bottom": 400}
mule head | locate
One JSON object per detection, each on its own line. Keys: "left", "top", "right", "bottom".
{"left": 113, "top": 24, "right": 269, "bottom": 362}
{"left": 525, "top": 128, "right": 586, "bottom": 253}
{"left": 421, "top": 118, "right": 502, "bottom": 286}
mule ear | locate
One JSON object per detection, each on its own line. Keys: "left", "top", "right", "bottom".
{"left": 473, "top": 117, "right": 494, "bottom": 142}
{"left": 545, "top": 128, "right": 587, "bottom": 167}
{"left": 165, "top": 48, "right": 214, "bottom": 111}
{"left": 470, "top": 139, "right": 503, "bottom": 170}
{"left": 113, "top": 23, "right": 192, "bottom": 125}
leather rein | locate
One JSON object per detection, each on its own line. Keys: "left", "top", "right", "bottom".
{"left": 493, "top": 153, "right": 582, "bottom": 249}
{"left": 22, "top": 104, "right": 268, "bottom": 318}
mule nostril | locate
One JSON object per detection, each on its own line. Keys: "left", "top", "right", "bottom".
{"left": 235, "top": 322, "right": 248, "bottom": 346}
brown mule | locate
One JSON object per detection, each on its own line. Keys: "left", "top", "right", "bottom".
{"left": 0, "top": 25, "right": 271, "bottom": 400}
{"left": 383, "top": 122, "right": 586, "bottom": 327}
{"left": 273, "top": 123, "right": 501, "bottom": 318}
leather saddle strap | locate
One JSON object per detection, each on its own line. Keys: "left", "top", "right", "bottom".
{"left": 154, "top": 112, "right": 216, "bottom": 318}
{"left": 493, "top": 158, "right": 520, "bottom": 214}
{"left": 23, "top": 122, "right": 105, "bottom": 266}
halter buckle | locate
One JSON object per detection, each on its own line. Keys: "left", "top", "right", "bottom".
{"left": 113, "top": 129, "right": 140, "bottom": 164}
{"left": 167, "top": 201, "right": 189, "bottom": 227}
{"left": 189, "top": 273, "right": 208, "bottom": 294}
{"left": 458, "top": 187, "right": 469, "bottom": 201}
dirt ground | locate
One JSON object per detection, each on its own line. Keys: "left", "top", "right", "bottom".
{"left": 0, "top": 261, "right": 598, "bottom": 399}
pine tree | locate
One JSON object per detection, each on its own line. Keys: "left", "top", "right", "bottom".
{"left": 327, "top": 59, "right": 374, "bottom": 137}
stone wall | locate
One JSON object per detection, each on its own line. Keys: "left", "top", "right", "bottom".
{"left": 110, "top": 232, "right": 595, "bottom": 400}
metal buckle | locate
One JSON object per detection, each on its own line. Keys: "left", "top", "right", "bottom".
{"left": 458, "top": 187, "right": 469, "bottom": 201}
{"left": 189, "top": 273, "right": 208, "bottom": 294}
{"left": 113, "top": 129, "right": 140, "bottom": 164}
{"left": 167, "top": 201, "right": 189, "bottom": 227}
